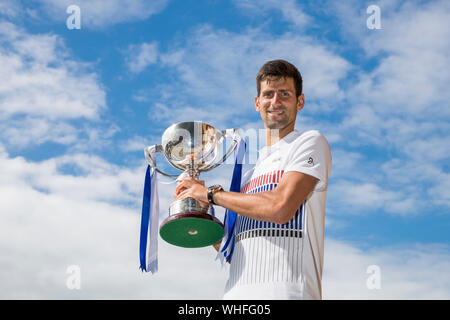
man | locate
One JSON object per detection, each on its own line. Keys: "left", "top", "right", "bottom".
{"left": 174, "top": 59, "right": 332, "bottom": 299}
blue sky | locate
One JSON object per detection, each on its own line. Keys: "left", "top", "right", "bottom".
{"left": 0, "top": 0, "right": 449, "bottom": 299}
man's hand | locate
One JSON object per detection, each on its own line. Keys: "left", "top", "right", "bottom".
{"left": 174, "top": 177, "right": 209, "bottom": 205}
{"left": 213, "top": 240, "right": 221, "bottom": 252}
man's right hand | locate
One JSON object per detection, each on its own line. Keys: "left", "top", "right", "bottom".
{"left": 174, "top": 178, "right": 209, "bottom": 208}
{"left": 175, "top": 178, "right": 220, "bottom": 251}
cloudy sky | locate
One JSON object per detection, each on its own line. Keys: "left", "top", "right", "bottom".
{"left": 0, "top": 0, "right": 449, "bottom": 299}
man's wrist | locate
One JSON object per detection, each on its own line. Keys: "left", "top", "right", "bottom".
{"left": 207, "top": 185, "right": 224, "bottom": 205}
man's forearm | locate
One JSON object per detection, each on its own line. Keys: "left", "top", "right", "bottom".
{"left": 175, "top": 172, "right": 318, "bottom": 225}
{"left": 212, "top": 172, "right": 318, "bottom": 224}
{"left": 213, "top": 190, "right": 288, "bottom": 224}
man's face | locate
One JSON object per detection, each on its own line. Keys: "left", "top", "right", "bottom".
{"left": 255, "top": 76, "right": 304, "bottom": 132}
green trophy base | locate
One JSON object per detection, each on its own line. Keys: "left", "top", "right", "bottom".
{"left": 159, "top": 212, "right": 224, "bottom": 248}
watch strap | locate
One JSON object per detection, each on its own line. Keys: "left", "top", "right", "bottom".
{"left": 207, "top": 185, "right": 223, "bottom": 205}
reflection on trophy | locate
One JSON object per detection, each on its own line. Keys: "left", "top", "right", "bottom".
{"left": 144, "top": 121, "right": 240, "bottom": 248}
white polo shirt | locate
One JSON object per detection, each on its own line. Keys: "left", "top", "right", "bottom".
{"left": 223, "top": 129, "right": 332, "bottom": 300}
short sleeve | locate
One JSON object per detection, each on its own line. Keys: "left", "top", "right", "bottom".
{"left": 284, "top": 131, "right": 332, "bottom": 192}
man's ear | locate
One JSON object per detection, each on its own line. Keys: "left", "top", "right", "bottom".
{"left": 297, "top": 94, "right": 305, "bottom": 111}
{"left": 254, "top": 96, "right": 261, "bottom": 112}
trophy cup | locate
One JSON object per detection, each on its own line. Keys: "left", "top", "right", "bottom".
{"left": 144, "top": 121, "right": 241, "bottom": 248}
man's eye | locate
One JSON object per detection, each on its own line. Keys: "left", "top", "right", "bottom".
{"left": 280, "top": 91, "right": 290, "bottom": 97}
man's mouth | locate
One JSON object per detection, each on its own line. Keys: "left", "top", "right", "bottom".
{"left": 267, "top": 109, "right": 284, "bottom": 115}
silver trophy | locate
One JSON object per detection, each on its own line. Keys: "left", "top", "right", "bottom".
{"left": 145, "top": 121, "right": 240, "bottom": 248}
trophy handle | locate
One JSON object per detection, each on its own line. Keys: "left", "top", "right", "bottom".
{"left": 144, "top": 145, "right": 180, "bottom": 178}
{"left": 202, "top": 128, "right": 241, "bottom": 172}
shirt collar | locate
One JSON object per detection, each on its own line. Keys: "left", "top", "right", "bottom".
{"left": 257, "top": 129, "right": 300, "bottom": 161}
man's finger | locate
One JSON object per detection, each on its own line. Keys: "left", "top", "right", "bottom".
{"left": 175, "top": 189, "right": 189, "bottom": 201}
{"left": 174, "top": 185, "right": 186, "bottom": 197}
{"left": 198, "top": 200, "right": 209, "bottom": 209}
{"left": 175, "top": 179, "right": 190, "bottom": 193}
{"left": 174, "top": 187, "right": 186, "bottom": 199}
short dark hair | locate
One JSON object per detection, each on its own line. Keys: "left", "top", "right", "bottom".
{"left": 256, "top": 59, "right": 303, "bottom": 97}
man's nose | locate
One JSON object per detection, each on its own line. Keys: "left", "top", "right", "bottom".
{"left": 271, "top": 92, "right": 283, "bottom": 106}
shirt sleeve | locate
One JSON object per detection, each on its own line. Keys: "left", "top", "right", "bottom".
{"left": 284, "top": 131, "right": 332, "bottom": 192}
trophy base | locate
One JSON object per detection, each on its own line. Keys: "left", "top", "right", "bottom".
{"left": 159, "top": 212, "right": 224, "bottom": 248}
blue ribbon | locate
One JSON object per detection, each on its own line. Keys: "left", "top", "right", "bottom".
{"left": 139, "top": 165, "right": 152, "bottom": 272}
{"left": 139, "top": 163, "right": 159, "bottom": 273}
{"left": 220, "top": 139, "right": 246, "bottom": 263}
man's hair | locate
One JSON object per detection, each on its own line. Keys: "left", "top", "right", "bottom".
{"left": 256, "top": 59, "right": 303, "bottom": 97}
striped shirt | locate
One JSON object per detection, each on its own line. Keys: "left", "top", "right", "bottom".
{"left": 223, "top": 130, "right": 332, "bottom": 300}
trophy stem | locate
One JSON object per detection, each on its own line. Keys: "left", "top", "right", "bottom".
{"left": 188, "top": 157, "right": 199, "bottom": 179}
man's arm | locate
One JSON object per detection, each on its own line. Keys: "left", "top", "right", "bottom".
{"left": 174, "top": 171, "right": 318, "bottom": 225}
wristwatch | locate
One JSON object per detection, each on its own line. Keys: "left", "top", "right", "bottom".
{"left": 207, "top": 185, "right": 224, "bottom": 205}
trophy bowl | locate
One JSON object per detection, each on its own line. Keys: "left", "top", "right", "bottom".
{"left": 145, "top": 121, "right": 240, "bottom": 248}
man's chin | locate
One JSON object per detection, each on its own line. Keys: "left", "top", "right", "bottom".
{"left": 264, "top": 120, "right": 288, "bottom": 130}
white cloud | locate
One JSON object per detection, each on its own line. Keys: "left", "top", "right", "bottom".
{"left": 0, "top": 21, "right": 105, "bottom": 120}
{"left": 343, "top": 0, "right": 450, "bottom": 124}
{"left": 327, "top": 148, "right": 363, "bottom": 179}
{"left": 127, "top": 42, "right": 158, "bottom": 73}
{"left": 0, "top": 116, "right": 78, "bottom": 148}
{"left": 0, "top": 0, "right": 21, "bottom": 18}
{"left": 326, "top": 0, "right": 450, "bottom": 215}
{"left": 234, "top": 0, "right": 311, "bottom": 28}
{"left": 331, "top": 0, "right": 450, "bottom": 139}
{"left": 118, "top": 135, "right": 152, "bottom": 153}
{"left": 323, "top": 239, "right": 450, "bottom": 299}
{"left": 0, "top": 145, "right": 230, "bottom": 299}
{"left": 0, "top": 184, "right": 228, "bottom": 299}
{"left": 0, "top": 151, "right": 140, "bottom": 205}
{"left": 34, "top": 0, "right": 169, "bottom": 29}
{"left": 330, "top": 181, "right": 410, "bottom": 214}
{"left": 153, "top": 25, "right": 351, "bottom": 130}
{"left": 427, "top": 173, "right": 450, "bottom": 208}
{"left": 1, "top": 146, "right": 448, "bottom": 299}
{"left": 0, "top": 21, "right": 108, "bottom": 150}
